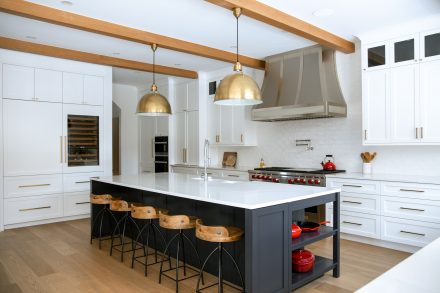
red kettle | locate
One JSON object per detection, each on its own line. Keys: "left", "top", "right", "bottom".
{"left": 321, "top": 155, "right": 336, "bottom": 171}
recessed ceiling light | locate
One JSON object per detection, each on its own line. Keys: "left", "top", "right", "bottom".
{"left": 313, "top": 8, "right": 334, "bottom": 17}
{"left": 174, "top": 63, "right": 181, "bottom": 66}
{"left": 60, "top": 1, "right": 73, "bottom": 6}
{"left": 25, "top": 35, "right": 37, "bottom": 40}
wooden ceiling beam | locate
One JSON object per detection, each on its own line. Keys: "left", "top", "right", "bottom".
{"left": 206, "top": 0, "right": 355, "bottom": 54}
{"left": 0, "top": 37, "right": 198, "bottom": 79}
{"left": 0, "top": 0, "right": 265, "bottom": 69}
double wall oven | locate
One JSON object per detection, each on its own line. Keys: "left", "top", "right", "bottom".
{"left": 154, "top": 136, "right": 168, "bottom": 173}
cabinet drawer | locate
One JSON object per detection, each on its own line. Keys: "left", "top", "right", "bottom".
{"left": 381, "top": 217, "right": 440, "bottom": 247}
{"left": 172, "top": 166, "right": 199, "bottom": 175}
{"left": 329, "top": 193, "right": 380, "bottom": 215}
{"left": 4, "top": 175, "right": 63, "bottom": 198}
{"left": 381, "top": 182, "right": 440, "bottom": 200}
{"left": 381, "top": 196, "right": 440, "bottom": 223}
{"left": 64, "top": 192, "right": 90, "bottom": 216}
{"left": 327, "top": 208, "right": 380, "bottom": 239}
{"left": 202, "top": 169, "right": 221, "bottom": 178}
{"left": 4, "top": 194, "right": 63, "bottom": 225}
{"left": 327, "top": 178, "right": 380, "bottom": 194}
{"left": 221, "top": 171, "right": 249, "bottom": 181}
{"left": 63, "top": 172, "right": 103, "bottom": 192}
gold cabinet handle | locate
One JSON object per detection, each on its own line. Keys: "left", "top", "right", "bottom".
{"left": 342, "top": 184, "right": 363, "bottom": 188}
{"left": 18, "top": 184, "right": 51, "bottom": 188}
{"left": 400, "top": 230, "right": 425, "bottom": 237}
{"left": 399, "top": 188, "right": 425, "bottom": 193}
{"left": 184, "top": 148, "right": 187, "bottom": 163}
{"left": 342, "top": 221, "right": 362, "bottom": 226}
{"left": 64, "top": 136, "right": 67, "bottom": 163}
{"left": 400, "top": 207, "right": 425, "bottom": 212}
{"left": 60, "top": 136, "right": 63, "bottom": 163}
{"left": 227, "top": 174, "right": 240, "bottom": 178}
{"left": 75, "top": 181, "right": 90, "bottom": 184}
{"left": 342, "top": 200, "right": 362, "bottom": 205}
{"left": 416, "top": 127, "right": 419, "bottom": 139}
{"left": 421, "top": 127, "right": 424, "bottom": 139}
{"left": 364, "top": 130, "right": 367, "bottom": 140}
{"left": 19, "top": 206, "right": 51, "bottom": 212}
{"left": 240, "top": 134, "right": 243, "bottom": 143}
{"left": 75, "top": 201, "right": 90, "bottom": 205}
{"left": 152, "top": 138, "right": 154, "bottom": 158}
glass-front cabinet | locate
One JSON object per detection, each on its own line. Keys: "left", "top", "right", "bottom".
{"left": 390, "top": 35, "right": 419, "bottom": 66}
{"left": 421, "top": 29, "right": 440, "bottom": 61}
{"left": 63, "top": 104, "right": 104, "bottom": 173}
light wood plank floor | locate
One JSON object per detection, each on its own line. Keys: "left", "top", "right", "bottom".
{"left": 0, "top": 219, "right": 409, "bottom": 293}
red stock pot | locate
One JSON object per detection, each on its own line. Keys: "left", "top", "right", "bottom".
{"left": 292, "top": 249, "right": 315, "bottom": 273}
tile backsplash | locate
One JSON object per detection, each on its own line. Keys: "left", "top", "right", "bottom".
{"left": 210, "top": 44, "right": 440, "bottom": 176}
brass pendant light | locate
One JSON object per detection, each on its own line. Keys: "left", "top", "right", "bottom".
{"left": 136, "top": 44, "right": 172, "bottom": 116}
{"left": 214, "top": 7, "right": 262, "bottom": 106}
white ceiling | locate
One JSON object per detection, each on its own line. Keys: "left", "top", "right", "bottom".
{"left": 1, "top": 0, "right": 439, "bottom": 87}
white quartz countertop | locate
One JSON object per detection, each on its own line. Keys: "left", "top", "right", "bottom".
{"left": 92, "top": 173, "right": 340, "bottom": 209}
{"left": 357, "top": 236, "right": 440, "bottom": 293}
{"left": 171, "top": 164, "right": 254, "bottom": 172}
{"left": 327, "top": 172, "right": 440, "bottom": 185}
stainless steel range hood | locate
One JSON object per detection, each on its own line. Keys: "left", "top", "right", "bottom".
{"left": 252, "top": 45, "right": 347, "bottom": 121}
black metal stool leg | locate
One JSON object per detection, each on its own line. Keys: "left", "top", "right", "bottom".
{"left": 143, "top": 221, "right": 151, "bottom": 276}
{"left": 223, "top": 247, "right": 245, "bottom": 292}
{"left": 152, "top": 222, "right": 171, "bottom": 268}
{"left": 218, "top": 243, "right": 223, "bottom": 293}
{"left": 131, "top": 222, "right": 148, "bottom": 268}
{"left": 120, "top": 214, "right": 128, "bottom": 262}
{"left": 110, "top": 213, "right": 124, "bottom": 256}
{"left": 196, "top": 246, "right": 220, "bottom": 293}
{"left": 152, "top": 220, "right": 158, "bottom": 262}
{"left": 159, "top": 233, "right": 179, "bottom": 284}
{"left": 175, "top": 234, "right": 180, "bottom": 293}
{"left": 182, "top": 233, "right": 204, "bottom": 284}
{"left": 179, "top": 231, "right": 187, "bottom": 277}
{"left": 90, "top": 207, "right": 105, "bottom": 244}
{"left": 98, "top": 206, "right": 106, "bottom": 249}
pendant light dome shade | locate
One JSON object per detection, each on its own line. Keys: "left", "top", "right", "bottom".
{"left": 136, "top": 44, "right": 172, "bottom": 116}
{"left": 214, "top": 7, "right": 262, "bottom": 106}
{"left": 214, "top": 71, "right": 262, "bottom": 106}
{"left": 136, "top": 91, "right": 172, "bottom": 116}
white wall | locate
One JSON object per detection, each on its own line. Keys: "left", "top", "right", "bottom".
{"left": 210, "top": 43, "right": 440, "bottom": 176}
{"left": 112, "top": 83, "right": 139, "bottom": 175}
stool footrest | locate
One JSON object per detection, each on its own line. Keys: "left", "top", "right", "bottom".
{"left": 161, "top": 265, "right": 199, "bottom": 282}
{"left": 197, "top": 281, "right": 243, "bottom": 292}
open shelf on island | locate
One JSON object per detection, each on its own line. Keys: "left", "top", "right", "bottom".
{"left": 291, "top": 225, "right": 337, "bottom": 250}
{"left": 292, "top": 255, "right": 336, "bottom": 290}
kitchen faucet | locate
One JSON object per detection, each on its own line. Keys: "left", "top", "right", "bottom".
{"left": 203, "top": 139, "right": 210, "bottom": 181}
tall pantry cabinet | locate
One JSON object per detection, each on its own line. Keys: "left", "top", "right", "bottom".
{"left": 0, "top": 49, "right": 112, "bottom": 231}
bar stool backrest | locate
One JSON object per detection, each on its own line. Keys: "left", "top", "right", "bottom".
{"left": 195, "top": 219, "right": 244, "bottom": 243}
{"left": 159, "top": 214, "right": 197, "bottom": 230}
{"left": 110, "top": 199, "right": 131, "bottom": 212}
{"left": 131, "top": 205, "right": 168, "bottom": 219}
{"left": 90, "top": 193, "right": 115, "bottom": 205}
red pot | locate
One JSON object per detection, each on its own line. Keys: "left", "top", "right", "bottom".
{"left": 291, "top": 224, "right": 302, "bottom": 239}
{"left": 292, "top": 249, "right": 315, "bottom": 273}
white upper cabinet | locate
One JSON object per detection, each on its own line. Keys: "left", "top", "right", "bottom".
{"left": 3, "top": 64, "right": 34, "bottom": 101}
{"left": 63, "top": 72, "right": 84, "bottom": 104}
{"left": 187, "top": 80, "right": 199, "bottom": 111}
{"left": 35, "top": 69, "right": 62, "bottom": 103}
{"left": 362, "top": 27, "right": 440, "bottom": 145}
{"left": 3, "top": 99, "right": 63, "bottom": 176}
{"left": 83, "top": 75, "right": 104, "bottom": 105}
{"left": 419, "top": 59, "right": 440, "bottom": 142}
{"left": 389, "top": 64, "right": 419, "bottom": 143}
{"left": 174, "top": 111, "right": 187, "bottom": 164}
{"left": 186, "top": 110, "right": 199, "bottom": 165}
{"left": 174, "top": 80, "right": 199, "bottom": 113}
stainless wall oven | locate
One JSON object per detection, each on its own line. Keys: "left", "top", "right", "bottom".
{"left": 154, "top": 136, "right": 168, "bottom": 173}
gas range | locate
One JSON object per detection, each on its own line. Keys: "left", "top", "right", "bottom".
{"left": 248, "top": 167, "right": 345, "bottom": 187}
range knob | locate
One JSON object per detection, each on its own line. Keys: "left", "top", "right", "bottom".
{"left": 272, "top": 178, "right": 280, "bottom": 183}
{"left": 267, "top": 176, "right": 273, "bottom": 181}
{"left": 308, "top": 179, "right": 314, "bottom": 184}
{"left": 288, "top": 179, "right": 294, "bottom": 184}
{"left": 251, "top": 174, "right": 257, "bottom": 179}
{"left": 314, "top": 179, "right": 321, "bottom": 184}
{"left": 256, "top": 175, "right": 262, "bottom": 179}
{"left": 299, "top": 178, "right": 305, "bottom": 184}
{"left": 294, "top": 178, "right": 299, "bottom": 183}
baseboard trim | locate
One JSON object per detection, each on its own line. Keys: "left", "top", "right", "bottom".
{"left": 341, "top": 233, "right": 420, "bottom": 253}
{"left": 4, "top": 214, "right": 90, "bottom": 230}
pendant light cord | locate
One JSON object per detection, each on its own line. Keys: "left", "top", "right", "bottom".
{"left": 236, "top": 14, "right": 239, "bottom": 63}
{"left": 153, "top": 46, "right": 156, "bottom": 86}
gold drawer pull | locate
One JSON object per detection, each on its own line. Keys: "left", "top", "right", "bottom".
{"left": 399, "top": 188, "right": 425, "bottom": 193}
{"left": 400, "top": 207, "right": 425, "bottom": 212}
{"left": 75, "top": 181, "right": 90, "bottom": 184}
{"left": 400, "top": 230, "right": 425, "bottom": 237}
{"left": 342, "top": 200, "right": 362, "bottom": 205}
{"left": 227, "top": 174, "right": 240, "bottom": 178}
{"left": 342, "top": 184, "right": 363, "bottom": 188}
{"left": 76, "top": 201, "right": 90, "bottom": 205}
{"left": 19, "top": 206, "right": 51, "bottom": 212}
{"left": 18, "top": 184, "right": 51, "bottom": 188}
{"left": 342, "top": 221, "right": 362, "bottom": 226}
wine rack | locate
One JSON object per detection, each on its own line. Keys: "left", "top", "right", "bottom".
{"left": 67, "top": 115, "right": 99, "bottom": 167}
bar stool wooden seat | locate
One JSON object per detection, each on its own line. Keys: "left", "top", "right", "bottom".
{"left": 90, "top": 193, "right": 118, "bottom": 249}
{"left": 158, "top": 214, "right": 204, "bottom": 293}
{"left": 109, "top": 199, "right": 143, "bottom": 262}
{"left": 195, "top": 219, "right": 245, "bottom": 293}
{"left": 130, "top": 204, "right": 169, "bottom": 276}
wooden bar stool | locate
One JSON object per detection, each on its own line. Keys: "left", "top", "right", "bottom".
{"left": 90, "top": 193, "right": 118, "bottom": 249}
{"left": 195, "top": 219, "right": 245, "bottom": 293}
{"left": 130, "top": 204, "right": 169, "bottom": 276}
{"left": 109, "top": 199, "right": 143, "bottom": 262}
{"left": 158, "top": 214, "right": 204, "bottom": 293}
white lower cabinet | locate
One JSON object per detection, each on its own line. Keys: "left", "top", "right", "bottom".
{"left": 221, "top": 170, "right": 249, "bottom": 181}
{"left": 328, "top": 177, "right": 440, "bottom": 248}
{"left": 381, "top": 217, "right": 440, "bottom": 247}
{"left": 171, "top": 166, "right": 199, "bottom": 175}
{"left": 171, "top": 165, "right": 249, "bottom": 181}
{"left": 64, "top": 192, "right": 90, "bottom": 216}
{"left": 4, "top": 194, "right": 63, "bottom": 225}
{"left": 63, "top": 172, "right": 103, "bottom": 193}
{"left": 4, "top": 174, "right": 63, "bottom": 198}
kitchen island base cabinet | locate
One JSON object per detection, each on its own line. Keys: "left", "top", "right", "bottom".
{"left": 91, "top": 177, "right": 340, "bottom": 292}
